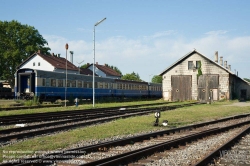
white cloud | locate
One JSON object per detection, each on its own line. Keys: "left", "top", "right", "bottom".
{"left": 44, "top": 32, "right": 250, "bottom": 81}
{"left": 205, "top": 30, "right": 228, "bottom": 36}
{"left": 143, "top": 30, "right": 177, "bottom": 39}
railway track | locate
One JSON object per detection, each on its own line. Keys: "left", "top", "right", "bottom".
{"left": 0, "top": 102, "right": 182, "bottom": 125}
{"left": 1, "top": 113, "right": 250, "bottom": 166}
{"left": 0, "top": 103, "right": 197, "bottom": 145}
{"left": 194, "top": 123, "right": 250, "bottom": 166}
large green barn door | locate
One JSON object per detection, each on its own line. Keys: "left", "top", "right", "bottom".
{"left": 171, "top": 75, "right": 192, "bottom": 101}
{"left": 198, "top": 74, "right": 219, "bottom": 102}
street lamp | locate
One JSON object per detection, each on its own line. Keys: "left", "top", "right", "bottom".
{"left": 65, "top": 43, "right": 68, "bottom": 107}
{"left": 93, "top": 17, "right": 106, "bottom": 107}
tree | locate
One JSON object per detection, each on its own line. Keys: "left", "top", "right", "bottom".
{"left": 244, "top": 78, "right": 250, "bottom": 83}
{"left": 0, "top": 20, "right": 50, "bottom": 88}
{"left": 105, "top": 64, "right": 122, "bottom": 75}
{"left": 151, "top": 75, "right": 162, "bottom": 83}
{"left": 80, "top": 63, "right": 89, "bottom": 69}
{"left": 122, "top": 72, "right": 142, "bottom": 81}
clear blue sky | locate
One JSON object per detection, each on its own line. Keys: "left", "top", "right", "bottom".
{"left": 1, "top": 0, "right": 250, "bottom": 81}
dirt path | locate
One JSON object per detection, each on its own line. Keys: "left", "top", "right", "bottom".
{"left": 225, "top": 101, "right": 250, "bottom": 107}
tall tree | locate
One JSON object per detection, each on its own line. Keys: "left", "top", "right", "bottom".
{"left": 105, "top": 64, "right": 122, "bottom": 75}
{"left": 122, "top": 72, "right": 142, "bottom": 81}
{"left": 244, "top": 78, "right": 250, "bottom": 83}
{"left": 151, "top": 75, "right": 162, "bottom": 83}
{"left": 80, "top": 63, "right": 89, "bottom": 69}
{"left": 0, "top": 20, "right": 50, "bottom": 88}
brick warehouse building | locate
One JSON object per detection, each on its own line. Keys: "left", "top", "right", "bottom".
{"left": 159, "top": 50, "right": 250, "bottom": 102}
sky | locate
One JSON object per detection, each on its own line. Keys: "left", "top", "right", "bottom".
{"left": 1, "top": 0, "right": 250, "bottom": 81}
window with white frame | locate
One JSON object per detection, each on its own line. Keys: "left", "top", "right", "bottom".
{"left": 188, "top": 61, "right": 194, "bottom": 70}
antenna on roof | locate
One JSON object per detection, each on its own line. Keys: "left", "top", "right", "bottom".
{"left": 77, "top": 60, "right": 84, "bottom": 74}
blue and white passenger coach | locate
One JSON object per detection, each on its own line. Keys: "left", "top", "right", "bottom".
{"left": 15, "top": 68, "right": 162, "bottom": 101}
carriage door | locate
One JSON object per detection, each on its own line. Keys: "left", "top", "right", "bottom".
{"left": 171, "top": 75, "right": 192, "bottom": 101}
{"left": 19, "top": 73, "right": 35, "bottom": 94}
{"left": 198, "top": 74, "right": 219, "bottom": 102}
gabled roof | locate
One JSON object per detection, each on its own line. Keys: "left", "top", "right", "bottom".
{"left": 17, "top": 51, "right": 78, "bottom": 71}
{"left": 159, "top": 49, "right": 250, "bottom": 85}
{"left": 88, "top": 64, "right": 121, "bottom": 77}
{"left": 159, "top": 49, "right": 235, "bottom": 76}
{"left": 80, "top": 68, "right": 98, "bottom": 76}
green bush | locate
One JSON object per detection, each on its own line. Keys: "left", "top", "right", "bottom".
{"left": 24, "top": 96, "right": 40, "bottom": 106}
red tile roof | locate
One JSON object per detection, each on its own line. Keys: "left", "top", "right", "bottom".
{"left": 17, "top": 52, "right": 78, "bottom": 71}
{"left": 93, "top": 64, "right": 121, "bottom": 77}
{"left": 38, "top": 53, "right": 78, "bottom": 71}
{"left": 80, "top": 68, "right": 98, "bottom": 76}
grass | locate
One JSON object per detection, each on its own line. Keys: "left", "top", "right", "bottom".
{"left": 0, "top": 99, "right": 170, "bottom": 116}
{"left": 0, "top": 100, "right": 250, "bottom": 162}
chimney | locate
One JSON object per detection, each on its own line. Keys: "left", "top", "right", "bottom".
{"left": 87, "top": 63, "right": 90, "bottom": 66}
{"left": 52, "top": 53, "right": 55, "bottom": 56}
{"left": 38, "top": 50, "right": 41, "bottom": 54}
{"left": 224, "top": 61, "right": 227, "bottom": 68}
{"left": 215, "top": 51, "right": 218, "bottom": 63}
{"left": 69, "top": 51, "right": 74, "bottom": 63}
{"left": 104, "top": 63, "right": 107, "bottom": 66}
{"left": 228, "top": 65, "right": 231, "bottom": 71}
{"left": 96, "top": 62, "right": 98, "bottom": 65}
{"left": 58, "top": 54, "right": 60, "bottom": 58}
{"left": 220, "top": 56, "right": 223, "bottom": 66}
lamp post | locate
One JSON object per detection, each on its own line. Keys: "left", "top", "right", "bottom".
{"left": 65, "top": 43, "right": 68, "bottom": 107}
{"left": 93, "top": 17, "right": 106, "bottom": 107}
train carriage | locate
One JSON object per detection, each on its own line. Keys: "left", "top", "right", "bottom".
{"left": 15, "top": 68, "right": 162, "bottom": 101}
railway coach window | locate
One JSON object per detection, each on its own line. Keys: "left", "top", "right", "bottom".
{"left": 78, "top": 81, "right": 82, "bottom": 88}
{"left": 72, "top": 81, "right": 76, "bottom": 87}
{"left": 51, "top": 79, "right": 56, "bottom": 87}
{"left": 84, "top": 82, "right": 88, "bottom": 88}
{"left": 66, "top": 80, "right": 70, "bottom": 87}
{"left": 109, "top": 83, "right": 113, "bottom": 89}
{"left": 58, "top": 80, "right": 63, "bottom": 87}
{"left": 99, "top": 82, "right": 103, "bottom": 89}
{"left": 42, "top": 79, "right": 46, "bottom": 86}
{"left": 105, "top": 83, "right": 108, "bottom": 89}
